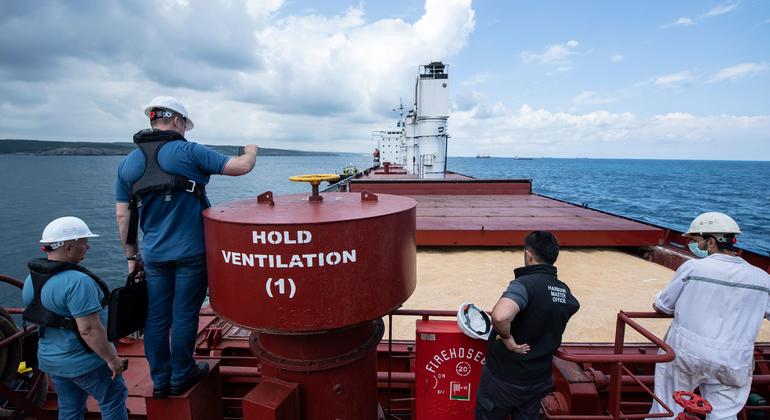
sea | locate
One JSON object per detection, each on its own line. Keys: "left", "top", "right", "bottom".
{"left": 1, "top": 154, "right": 768, "bottom": 308}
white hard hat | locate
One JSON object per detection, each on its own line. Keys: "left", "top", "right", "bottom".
{"left": 457, "top": 302, "right": 492, "bottom": 341}
{"left": 144, "top": 96, "right": 194, "bottom": 131}
{"left": 685, "top": 212, "right": 742, "bottom": 236}
{"left": 40, "top": 216, "right": 99, "bottom": 250}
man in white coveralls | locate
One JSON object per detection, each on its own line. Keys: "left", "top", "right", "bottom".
{"left": 649, "top": 212, "right": 770, "bottom": 419}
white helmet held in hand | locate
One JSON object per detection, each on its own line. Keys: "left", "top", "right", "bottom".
{"left": 144, "top": 96, "right": 194, "bottom": 131}
{"left": 40, "top": 216, "right": 99, "bottom": 250}
{"left": 685, "top": 212, "right": 741, "bottom": 236}
{"left": 457, "top": 302, "right": 492, "bottom": 341}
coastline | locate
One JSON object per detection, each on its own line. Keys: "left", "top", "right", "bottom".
{"left": 0, "top": 139, "right": 349, "bottom": 157}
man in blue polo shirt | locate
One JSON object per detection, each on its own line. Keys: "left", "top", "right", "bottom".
{"left": 23, "top": 216, "right": 128, "bottom": 419}
{"left": 115, "top": 96, "right": 257, "bottom": 398}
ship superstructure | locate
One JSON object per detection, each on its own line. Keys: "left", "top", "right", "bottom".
{"left": 375, "top": 62, "right": 450, "bottom": 179}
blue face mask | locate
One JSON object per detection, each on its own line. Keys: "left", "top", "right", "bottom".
{"left": 688, "top": 241, "right": 709, "bottom": 258}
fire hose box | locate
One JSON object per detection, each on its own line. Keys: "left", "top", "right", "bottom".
{"left": 415, "top": 320, "right": 487, "bottom": 419}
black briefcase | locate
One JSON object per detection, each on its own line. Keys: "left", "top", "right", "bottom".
{"left": 107, "top": 271, "right": 148, "bottom": 341}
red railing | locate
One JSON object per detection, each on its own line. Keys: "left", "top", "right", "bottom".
{"left": 0, "top": 274, "right": 53, "bottom": 420}
{"left": 384, "top": 309, "right": 678, "bottom": 420}
{"left": 549, "top": 311, "right": 676, "bottom": 420}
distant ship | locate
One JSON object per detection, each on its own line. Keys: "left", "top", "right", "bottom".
{"left": 475, "top": 154, "right": 490, "bottom": 158}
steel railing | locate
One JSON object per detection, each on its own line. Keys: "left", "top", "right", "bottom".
{"left": 0, "top": 274, "right": 52, "bottom": 420}
{"left": 548, "top": 311, "right": 676, "bottom": 420}
{"left": 383, "top": 309, "right": 677, "bottom": 420}
{"left": 321, "top": 164, "right": 380, "bottom": 193}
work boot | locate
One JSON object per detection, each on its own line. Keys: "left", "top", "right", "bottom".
{"left": 152, "top": 386, "right": 169, "bottom": 399}
{"left": 169, "top": 362, "right": 209, "bottom": 396}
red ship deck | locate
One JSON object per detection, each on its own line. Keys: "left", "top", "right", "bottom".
{"left": 349, "top": 178, "right": 664, "bottom": 247}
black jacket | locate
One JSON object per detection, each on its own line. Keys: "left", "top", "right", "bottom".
{"left": 486, "top": 264, "right": 580, "bottom": 383}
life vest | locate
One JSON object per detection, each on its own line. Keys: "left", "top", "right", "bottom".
{"left": 23, "top": 258, "right": 111, "bottom": 353}
{"left": 125, "top": 129, "right": 209, "bottom": 245}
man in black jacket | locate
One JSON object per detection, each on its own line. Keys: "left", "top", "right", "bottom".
{"left": 476, "top": 231, "right": 580, "bottom": 420}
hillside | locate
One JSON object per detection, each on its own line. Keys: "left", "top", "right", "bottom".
{"left": 0, "top": 139, "right": 347, "bottom": 156}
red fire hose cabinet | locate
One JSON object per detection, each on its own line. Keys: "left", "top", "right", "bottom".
{"left": 416, "top": 320, "right": 488, "bottom": 420}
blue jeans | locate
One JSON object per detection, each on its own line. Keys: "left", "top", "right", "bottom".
{"left": 144, "top": 254, "right": 208, "bottom": 389}
{"left": 50, "top": 364, "right": 128, "bottom": 420}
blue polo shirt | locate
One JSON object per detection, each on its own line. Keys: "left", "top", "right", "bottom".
{"left": 22, "top": 270, "right": 110, "bottom": 378}
{"left": 116, "top": 140, "right": 230, "bottom": 262}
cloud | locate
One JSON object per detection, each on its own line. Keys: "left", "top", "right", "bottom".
{"left": 246, "top": 0, "right": 284, "bottom": 20}
{"left": 654, "top": 71, "right": 697, "bottom": 87}
{"left": 610, "top": 54, "right": 625, "bottom": 63}
{"left": 661, "top": 17, "right": 695, "bottom": 28}
{"left": 662, "top": 2, "right": 739, "bottom": 28}
{"left": 700, "top": 2, "right": 740, "bottom": 19}
{"left": 520, "top": 40, "right": 579, "bottom": 65}
{"left": 240, "top": 0, "right": 475, "bottom": 116}
{"left": 0, "top": 0, "right": 476, "bottom": 148}
{"left": 1, "top": 1, "right": 767, "bottom": 161}
{"left": 571, "top": 91, "right": 617, "bottom": 106}
{"left": 0, "top": 2, "right": 271, "bottom": 85}
{"left": 707, "top": 62, "right": 770, "bottom": 83}
{"left": 449, "top": 103, "right": 770, "bottom": 159}
{"left": 461, "top": 73, "right": 491, "bottom": 87}
{"left": 453, "top": 90, "right": 483, "bottom": 112}
{"left": 451, "top": 103, "right": 636, "bottom": 147}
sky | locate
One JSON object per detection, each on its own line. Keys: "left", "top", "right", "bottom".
{"left": 1, "top": 0, "right": 769, "bottom": 159}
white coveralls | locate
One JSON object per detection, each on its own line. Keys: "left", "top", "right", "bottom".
{"left": 649, "top": 254, "right": 770, "bottom": 420}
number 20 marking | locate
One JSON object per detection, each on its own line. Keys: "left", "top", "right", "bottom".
{"left": 265, "top": 278, "right": 296, "bottom": 299}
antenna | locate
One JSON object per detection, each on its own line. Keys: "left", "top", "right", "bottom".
{"left": 393, "top": 98, "right": 405, "bottom": 128}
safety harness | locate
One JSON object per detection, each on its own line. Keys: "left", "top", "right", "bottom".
{"left": 126, "top": 129, "right": 209, "bottom": 245}
{"left": 23, "top": 258, "right": 111, "bottom": 353}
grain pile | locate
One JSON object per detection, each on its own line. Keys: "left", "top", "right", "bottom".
{"left": 385, "top": 248, "right": 770, "bottom": 344}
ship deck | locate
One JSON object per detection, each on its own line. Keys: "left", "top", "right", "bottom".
{"left": 349, "top": 176, "right": 665, "bottom": 247}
